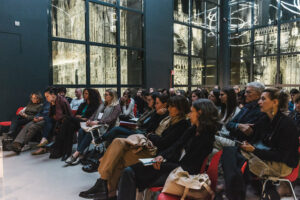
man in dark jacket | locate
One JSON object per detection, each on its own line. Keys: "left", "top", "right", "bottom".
{"left": 226, "top": 82, "right": 266, "bottom": 142}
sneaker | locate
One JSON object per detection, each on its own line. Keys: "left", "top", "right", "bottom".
{"left": 65, "top": 155, "right": 80, "bottom": 165}
{"left": 37, "top": 139, "right": 48, "bottom": 148}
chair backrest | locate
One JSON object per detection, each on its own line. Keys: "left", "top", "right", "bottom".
{"left": 16, "top": 107, "right": 24, "bottom": 115}
{"left": 72, "top": 110, "right": 77, "bottom": 116}
{"left": 206, "top": 150, "right": 223, "bottom": 191}
{"left": 133, "top": 104, "right": 137, "bottom": 117}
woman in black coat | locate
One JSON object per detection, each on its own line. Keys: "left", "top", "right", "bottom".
{"left": 117, "top": 99, "right": 220, "bottom": 200}
{"left": 222, "top": 88, "right": 299, "bottom": 200}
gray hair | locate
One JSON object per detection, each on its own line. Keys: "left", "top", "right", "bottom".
{"left": 246, "top": 82, "right": 265, "bottom": 94}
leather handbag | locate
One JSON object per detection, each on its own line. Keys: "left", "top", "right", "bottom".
{"left": 162, "top": 167, "right": 214, "bottom": 200}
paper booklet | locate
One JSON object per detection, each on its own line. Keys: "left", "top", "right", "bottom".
{"left": 129, "top": 117, "right": 139, "bottom": 122}
{"left": 139, "top": 158, "right": 156, "bottom": 166}
{"left": 80, "top": 122, "right": 100, "bottom": 132}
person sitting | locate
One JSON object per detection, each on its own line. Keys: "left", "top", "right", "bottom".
{"left": 289, "top": 93, "right": 300, "bottom": 136}
{"left": 214, "top": 87, "right": 241, "bottom": 149}
{"left": 222, "top": 88, "right": 299, "bottom": 200}
{"left": 226, "top": 82, "right": 266, "bottom": 142}
{"left": 70, "top": 88, "right": 84, "bottom": 110}
{"left": 42, "top": 87, "right": 73, "bottom": 159}
{"left": 134, "top": 89, "right": 147, "bottom": 117}
{"left": 288, "top": 89, "right": 299, "bottom": 112}
{"left": 53, "top": 88, "right": 101, "bottom": 162}
{"left": 65, "top": 89, "right": 121, "bottom": 165}
{"left": 100, "top": 92, "right": 168, "bottom": 144}
{"left": 117, "top": 99, "right": 220, "bottom": 200}
{"left": 208, "top": 88, "right": 221, "bottom": 110}
{"left": 6, "top": 92, "right": 43, "bottom": 139}
{"left": 11, "top": 99, "right": 50, "bottom": 154}
{"left": 119, "top": 89, "right": 135, "bottom": 121}
{"left": 190, "top": 89, "right": 205, "bottom": 102}
{"left": 57, "top": 86, "right": 72, "bottom": 103}
{"left": 78, "top": 95, "right": 190, "bottom": 200}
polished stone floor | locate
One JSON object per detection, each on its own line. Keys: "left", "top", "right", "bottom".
{"left": 0, "top": 143, "right": 299, "bottom": 200}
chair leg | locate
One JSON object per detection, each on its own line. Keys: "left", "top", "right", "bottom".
{"left": 261, "top": 179, "right": 269, "bottom": 198}
{"left": 285, "top": 180, "right": 297, "bottom": 200}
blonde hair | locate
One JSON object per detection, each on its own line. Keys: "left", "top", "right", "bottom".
{"left": 105, "top": 89, "right": 119, "bottom": 106}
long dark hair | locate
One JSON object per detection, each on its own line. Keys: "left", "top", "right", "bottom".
{"left": 44, "top": 86, "right": 58, "bottom": 95}
{"left": 211, "top": 89, "right": 221, "bottom": 107}
{"left": 220, "top": 87, "right": 238, "bottom": 122}
{"left": 192, "top": 99, "right": 220, "bottom": 134}
{"left": 87, "top": 89, "right": 101, "bottom": 108}
{"left": 157, "top": 93, "right": 169, "bottom": 105}
{"left": 191, "top": 89, "right": 205, "bottom": 100}
{"left": 168, "top": 95, "right": 190, "bottom": 118}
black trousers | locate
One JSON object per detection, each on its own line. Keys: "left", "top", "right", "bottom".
{"left": 51, "top": 117, "right": 80, "bottom": 157}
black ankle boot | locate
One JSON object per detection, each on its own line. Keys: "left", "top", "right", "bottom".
{"left": 79, "top": 178, "right": 108, "bottom": 199}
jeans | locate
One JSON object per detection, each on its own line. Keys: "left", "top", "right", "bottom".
{"left": 117, "top": 167, "right": 136, "bottom": 200}
{"left": 9, "top": 115, "right": 31, "bottom": 139}
{"left": 77, "top": 128, "right": 92, "bottom": 154}
{"left": 42, "top": 118, "right": 53, "bottom": 139}
{"left": 102, "top": 126, "right": 135, "bottom": 143}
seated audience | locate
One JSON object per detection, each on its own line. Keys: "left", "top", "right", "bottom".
{"left": 289, "top": 93, "right": 300, "bottom": 136}
{"left": 70, "top": 88, "right": 84, "bottom": 110}
{"left": 208, "top": 88, "right": 221, "bottom": 110}
{"left": 66, "top": 89, "right": 121, "bottom": 165}
{"left": 6, "top": 92, "right": 43, "bottom": 139}
{"left": 226, "top": 82, "right": 265, "bottom": 142}
{"left": 233, "top": 85, "right": 240, "bottom": 94}
{"left": 57, "top": 86, "right": 72, "bottom": 103}
{"left": 42, "top": 87, "right": 73, "bottom": 159}
{"left": 190, "top": 89, "right": 205, "bottom": 102}
{"left": 119, "top": 89, "right": 135, "bottom": 121}
{"left": 169, "top": 88, "right": 175, "bottom": 96}
{"left": 100, "top": 92, "right": 168, "bottom": 144}
{"left": 78, "top": 95, "right": 190, "bottom": 200}
{"left": 11, "top": 100, "right": 50, "bottom": 154}
{"left": 117, "top": 99, "right": 219, "bottom": 200}
{"left": 288, "top": 88, "right": 299, "bottom": 111}
{"left": 134, "top": 89, "right": 147, "bottom": 117}
{"left": 222, "top": 88, "right": 299, "bottom": 200}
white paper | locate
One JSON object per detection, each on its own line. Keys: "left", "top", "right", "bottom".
{"left": 97, "top": 113, "right": 103, "bottom": 120}
{"left": 139, "top": 158, "right": 155, "bottom": 166}
{"left": 80, "top": 122, "right": 100, "bottom": 132}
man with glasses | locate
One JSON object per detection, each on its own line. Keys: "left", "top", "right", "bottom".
{"left": 226, "top": 82, "right": 266, "bottom": 142}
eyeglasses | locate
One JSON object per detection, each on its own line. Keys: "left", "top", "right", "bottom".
{"left": 220, "top": 94, "right": 225, "bottom": 96}
{"left": 104, "top": 93, "right": 109, "bottom": 96}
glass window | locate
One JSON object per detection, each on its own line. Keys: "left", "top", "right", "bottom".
{"left": 254, "top": 26, "right": 278, "bottom": 56}
{"left": 174, "top": 23, "right": 189, "bottom": 54}
{"left": 206, "top": 34, "right": 217, "bottom": 59}
{"left": 191, "top": 58, "right": 204, "bottom": 85}
{"left": 280, "top": 22, "right": 300, "bottom": 53}
{"left": 90, "top": 46, "right": 117, "bottom": 85}
{"left": 191, "top": 0, "right": 204, "bottom": 26}
{"left": 280, "top": 54, "right": 300, "bottom": 85}
{"left": 230, "top": 31, "right": 251, "bottom": 58}
{"left": 120, "top": 0, "right": 143, "bottom": 11}
{"left": 280, "top": 0, "right": 300, "bottom": 21}
{"left": 230, "top": 2, "right": 239, "bottom": 31}
{"left": 174, "top": 0, "right": 190, "bottom": 23}
{"left": 120, "top": 49, "right": 143, "bottom": 85}
{"left": 230, "top": 58, "right": 251, "bottom": 85}
{"left": 52, "top": 41, "right": 86, "bottom": 85}
{"left": 174, "top": 55, "right": 189, "bottom": 85}
{"left": 254, "top": 0, "right": 277, "bottom": 26}
{"left": 206, "top": 3, "right": 218, "bottom": 33}
{"left": 89, "top": 3, "right": 117, "bottom": 45}
{"left": 66, "top": 88, "right": 84, "bottom": 99}
{"left": 191, "top": 28, "right": 203, "bottom": 56}
{"left": 206, "top": 59, "right": 217, "bottom": 85}
{"left": 120, "top": 10, "right": 143, "bottom": 48}
{"left": 51, "top": 0, "right": 85, "bottom": 41}
{"left": 237, "top": 1, "right": 252, "bottom": 29}
{"left": 101, "top": 0, "right": 117, "bottom": 4}
{"left": 253, "top": 56, "right": 277, "bottom": 85}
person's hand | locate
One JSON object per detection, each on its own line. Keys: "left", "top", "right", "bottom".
{"left": 75, "top": 115, "right": 82, "bottom": 118}
{"left": 87, "top": 121, "right": 98, "bottom": 126}
{"left": 240, "top": 141, "right": 255, "bottom": 152}
{"left": 238, "top": 124, "right": 254, "bottom": 136}
{"left": 157, "top": 108, "right": 167, "bottom": 115}
{"left": 153, "top": 156, "right": 164, "bottom": 170}
{"left": 81, "top": 118, "right": 88, "bottom": 121}
{"left": 33, "top": 117, "right": 39, "bottom": 122}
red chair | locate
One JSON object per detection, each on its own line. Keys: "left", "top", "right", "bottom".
{"left": 71, "top": 110, "right": 77, "bottom": 116}
{"left": 0, "top": 107, "right": 24, "bottom": 127}
{"left": 133, "top": 104, "right": 137, "bottom": 117}
{"left": 157, "top": 150, "right": 223, "bottom": 200}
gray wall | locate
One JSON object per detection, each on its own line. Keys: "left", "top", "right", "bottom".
{"left": 0, "top": 0, "right": 49, "bottom": 121}
{"left": 145, "top": 0, "right": 173, "bottom": 89}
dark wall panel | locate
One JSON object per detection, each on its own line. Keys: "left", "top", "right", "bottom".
{"left": 0, "top": 0, "right": 49, "bottom": 121}
{"left": 145, "top": 0, "right": 173, "bottom": 89}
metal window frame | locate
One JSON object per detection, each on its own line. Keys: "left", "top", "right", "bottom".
{"left": 49, "top": 0, "right": 145, "bottom": 95}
